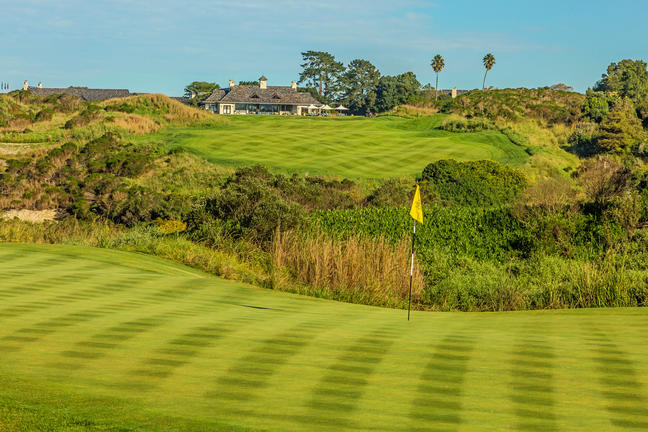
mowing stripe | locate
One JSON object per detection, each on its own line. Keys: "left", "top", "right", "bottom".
{"left": 408, "top": 333, "right": 477, "bottom": 432}
{"left": 208, "top": 321, "right": 321, "bottom": 405}
{"left": 509, "top": 338, "right": 558, "bottom": 431}
{"left": 290, "top": 326, "right": 399, "bottom": 429}
{"left": 588, "top": 329, "right": 648, "bottom": 430}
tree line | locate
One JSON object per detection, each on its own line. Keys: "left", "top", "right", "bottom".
{"left": 296, "top": 50, "right": 496, "bottom": 114}
{"left": 184, "top": 50, "right": 497, "bottom": 114}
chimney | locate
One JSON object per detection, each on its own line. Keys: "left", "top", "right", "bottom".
{"left": 38, "top": 82, "right": 43, "bottom": 89}
{"left": 451, "top": 87, "right": 457, "bottom": 99}
{"left": 291, "top": 81, "right": 297, "bottom": 90}
{"left": 229, "top": 79, "right": 235, "bottom": 88}
{"left": 259, "top": 75, "right": 267, "bottom": 89}
{"left": 23, "top": 80, "right": 28, "bottom": 90}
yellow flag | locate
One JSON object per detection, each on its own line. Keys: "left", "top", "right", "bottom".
{"left": 409, "top": 185, "right": 423, "bottom": 224}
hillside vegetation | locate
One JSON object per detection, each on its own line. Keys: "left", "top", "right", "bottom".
{"left": 436, "top": 87, "right": 585, "bottom": 124}
{"left": 1, "top": 76, "right": 648, "bottom": 312}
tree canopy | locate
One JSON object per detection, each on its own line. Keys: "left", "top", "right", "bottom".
{"left": 375, "top": 72, "right": 420, "bottom": 112}
{"left": 482, "top": 53, "right": 495, "bottom": 90}
{"left": 597, "top": 98, "right": 645, "bottom": 153}
{"left": 298, "top": 51, "right": 345, "bottom": 102}
{"left": 595, "top": 60, "right": 648, "bottom": 105}
{"left": 183, "top": 81, "right": 219, "bottom": 99}
{"left": 342, "top": 59, "right": 381, "bottom": 114}
{"left": 431, "top": 55, "right": 445, "bottom": 100}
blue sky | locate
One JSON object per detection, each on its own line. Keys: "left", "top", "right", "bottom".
{"left": 1, "top": 0, "right": 646, "bottom": 95}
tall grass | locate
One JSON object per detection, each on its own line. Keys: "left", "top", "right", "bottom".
{"left": 108, "top": 113, "right": 161, "bottom": 134}
{"left": 101, "top": 94, "right": 227, "bottom": 127}
{"left": 273, "top": 229, "right": 424, "bottom": 307}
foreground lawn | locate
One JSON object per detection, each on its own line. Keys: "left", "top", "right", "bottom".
{"left": 1, "top": 243, "right": 647, "bottom": 431}
{"left": 141, "top": 115, "right": 530, "bottom": 179}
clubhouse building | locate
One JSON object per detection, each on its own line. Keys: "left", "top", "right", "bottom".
{"left": 200, "top": 76, "right": 321, "bottom": 115}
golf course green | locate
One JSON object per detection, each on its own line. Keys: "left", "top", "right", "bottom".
{"left": 143, "top": 115, "right": 531, "bottom": 179}
{"left": 1, "top": 243, "right": 647, "bottom": 431}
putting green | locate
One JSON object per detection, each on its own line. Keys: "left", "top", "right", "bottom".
{"left": 1, "top": 243, "right": 647, "bottom": 431}
{"left": 141, "top": 115, "right": 530, "bottom": 179}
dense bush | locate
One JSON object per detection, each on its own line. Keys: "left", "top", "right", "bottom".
{"left": 205, "top": 176, "right": 305, "bottom": 242}
{"left": 200, "top": 165, "right": 359, "bottom": 242}
{"left": 365, "top": 178, "right": 414, "bottom": 207}
{"left": 421, "top": 159, "right": 527, "bottom": 207}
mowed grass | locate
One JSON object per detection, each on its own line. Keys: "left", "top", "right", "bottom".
{"left": 141, "top": 115, "right": 530, "bottom": 178}
{"left": 1, "top": 243, "right": 648, "bottom": 431}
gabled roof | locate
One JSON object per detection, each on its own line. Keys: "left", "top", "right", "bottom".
{"left": 28, "top": 87, "right": 131, "bottom": 101}
{"left": 201, "top": 85, "right": 319, "bottom": 106}
{"left": 202, "top": 88, "right": 227, "bottom": 103}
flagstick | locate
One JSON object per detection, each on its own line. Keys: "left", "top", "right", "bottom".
{"left": 408, "top": 220, "right": 416, "bottom": 321}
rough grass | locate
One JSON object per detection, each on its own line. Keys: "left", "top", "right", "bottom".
{"left": 0, "top": 243, "right": 647, "bottom": 431}
{"left": 101, "top": 94, "right": 224, "bottom": 126}
{"left": 139, "top": 115, "right": 534, "bottom": 179}
{"left": 273, "top": 229, "right": 425, "bottom": 307}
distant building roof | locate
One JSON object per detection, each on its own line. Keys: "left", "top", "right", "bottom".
{"left": 202, "top": 85, "right": 319, "bottom": 106}
{"left": 28, "top": 87, "right": 131, "bottom": 101}
{"left": 170, "top": 96, "right": 192, "bottom": 105}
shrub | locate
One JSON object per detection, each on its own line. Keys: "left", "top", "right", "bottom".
{"left": 35, "top": 108, "right": 54, "bottom": 122}
{"left": 421, "top": 159, "right": 527, "bottom": 207}
{"left": 203, "top": 166, "right": 305, "bottom": 242}
{"left": 64, "top": 106, "right": 103, "bottom": 129}
{"left": 365, "top": 178, "right": 415, "bottom": 207}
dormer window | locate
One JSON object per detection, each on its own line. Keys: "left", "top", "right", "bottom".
{"left": 250, "top": 94, "right": 260, "bottom": 99}
{"left": 272, "top": 94, "right": 281, "bottom": 100}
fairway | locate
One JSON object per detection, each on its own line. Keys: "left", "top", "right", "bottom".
{"left": 1, "top": 243, "right": 647, "bottom": 431}
{"left": 143, "top": 115, "right": 530, "bottom": 178}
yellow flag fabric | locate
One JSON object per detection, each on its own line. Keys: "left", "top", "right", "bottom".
{"left": 410, "top": 185, "right": 423, "bottom": 224}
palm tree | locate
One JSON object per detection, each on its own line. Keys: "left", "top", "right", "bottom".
{"left": 482, "top": 53, "right": 495, "bottom": 91}
{"left": 431, "top": 54, "right": 445, "bottom": 101}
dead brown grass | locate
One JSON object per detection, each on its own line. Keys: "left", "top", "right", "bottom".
{"left": 391, "top": 103, "right": 439, "bottom": 117}
{"left": 101, "top": 94, "right": 225, "bottom": 126}
{"left": 110, "top": 113, "right": 161, "bottom": 134}
{"left": 1, "top": 209, "right": 62, "bottom": 223}
{"left": 273, "top": 229, "right": 424, "bottom": 307}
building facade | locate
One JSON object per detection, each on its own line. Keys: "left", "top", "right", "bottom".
{"left": 200, "top": 76, "right": 320, "bottom": 115}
